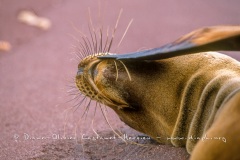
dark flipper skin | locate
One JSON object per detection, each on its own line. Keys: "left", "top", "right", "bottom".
{"left": 98, "top": 26, "right": 240, "bottom": 60}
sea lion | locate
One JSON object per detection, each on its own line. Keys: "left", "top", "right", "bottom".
{"left": 75, "top": 26, "right": 240, "bottom": 159}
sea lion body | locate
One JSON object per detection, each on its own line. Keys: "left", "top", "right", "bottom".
{"left": 76, "top": 52, "right": 240, "bottom": 155}
{"left": 75, "top": 26, "right": 240, "bottom": 159}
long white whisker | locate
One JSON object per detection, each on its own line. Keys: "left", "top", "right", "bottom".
{"left": 91, "top": 103, "right": 100, "bottom": 137}
{"left": 63, "top": 107, "right": 73, "bottom": 137}
{"left": 115, "top": 19, "right": 133, "bottom": 53}
{"left": 119, "top": 60, "right": 132, "bottom": 81}
{"left": 113, "top": 60, "right": 119, "bottom": 81}
{"left": 107, "top": 8, "right": 123, "bottom": 52}
{"left": 99, "top": 104, "right": 127, "bottom": 144}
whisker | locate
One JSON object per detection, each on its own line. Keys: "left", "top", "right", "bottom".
{"left": 70, "top": 22, "right": 92, "bottom": 58}
{"left": 70, "top": 37, "right": 88, "bottom": 60}
{"left": 68, "top": 34, "right": 79, "bottom": 44}
{"left": 67, "top": 90, "right": 79, "bottom": 95}
{"left": 98, "top": 28, "right": 103, "bottom": 53}
{"left": 74, "top": 52, "right": 81, "bottom": 60}
{"left": 107, "top": 8, "right": 123, "bottom": 53}
{"left": 88, "top": 8, "right": 98, "bottom": 54}
{"left": 67, "top": 88, "right": 80, "bottom": 93}
{"left": 103, "top": 26, "right": 109, "bottom": 53}
{"left": 74, "top": 109, "right": 85, "bottom": 143}
{"left": 67, "top": 92, "right": 81, "bottom": 97}
{"left": 81, "top": 99, "right": 92, "bottom": 119}
{"left": 81, "top": 35, "right": 93, "bottom": 57}
{"left": 65, "top": 78, "right": 76, "bottom": 85}
{"left": 70, "top": 21, "right": 87, "bottom": 37}
{"left": 99, "top": 103, "right": 127, "bottom": 144}
{"left": 66, "top": 86, "right": 79, "bottom": 91}
{"left": 67, "top": 35, "right": 83, "bottom": 60}
{"left": 93, "top": 28, "right": 99, "bottom": 55}
{"left": 76, "top": 39, "right": 89, "bottom": 59}
{"left": 113, "top": 60, "right": 119, "bottom": 81}
{"left": 101, "top": 103, "right": 147, "bottom": 147}
{"left": 97, "top": 0, "right": 107, "bottom": 53}
{"left": 66, "top": 93, "right": 82, "bottom": 104}
{"left": 91, "top": 102, "right": 100, "bottom": 137}
{"left": 115, "top": 19, "right": 133, "bottom": 53}
{"left": 119, "top": 60, "right": 132, "bottom": 81}
{"left": 69, "top": 48, "right": 79, "bottom": 58}
{"left": 73, "top": 95, "right": 87, "bottom": 111}
{"left": 66, "top": 85, "right": 78, "bottom": 89}
{"left": 66, "top": 85, "right": 76, "bottom": 89}
{"left": 87, "top": 23, "right": 96, "bottom": 55}
{"left": 65, "top": 88, "right": 83, "bottom": 104}
{"left": 63, "top": 106, "right": 75, "bottom": 137}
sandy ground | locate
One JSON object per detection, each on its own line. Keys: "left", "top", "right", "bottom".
{"left": 1, "top": 0, "right": 240, "bottom": 159}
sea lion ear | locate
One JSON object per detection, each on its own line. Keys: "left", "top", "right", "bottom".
{"left": 98, "top": 26, "right": 240, "bottom": 60}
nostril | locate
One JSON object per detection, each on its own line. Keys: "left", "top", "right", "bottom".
{"left": 77, "top": 67, "right": 84, "bottom": 76}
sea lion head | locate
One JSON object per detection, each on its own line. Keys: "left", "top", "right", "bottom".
{"left": 75, "top": 53, "right": 131, "bottom": 110}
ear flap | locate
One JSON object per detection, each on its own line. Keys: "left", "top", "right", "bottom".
{"left": 98, "top": 26, "right": 240, "bottom": 60}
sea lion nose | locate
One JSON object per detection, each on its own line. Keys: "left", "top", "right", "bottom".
{"left": 77, "top": 67, "right": 84, "bottom": 76}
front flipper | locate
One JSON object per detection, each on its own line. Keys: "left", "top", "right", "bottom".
{"left": 98, "top": 26, "right": 240, "bottom": 60}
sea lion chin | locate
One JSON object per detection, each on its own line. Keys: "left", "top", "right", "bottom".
{"left": 75, "top": 26, "right": 240, "bottom": 159}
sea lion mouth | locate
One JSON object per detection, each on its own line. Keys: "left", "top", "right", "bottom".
{"left": 75, "top": 53, "right": 129, "bottom": 109}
